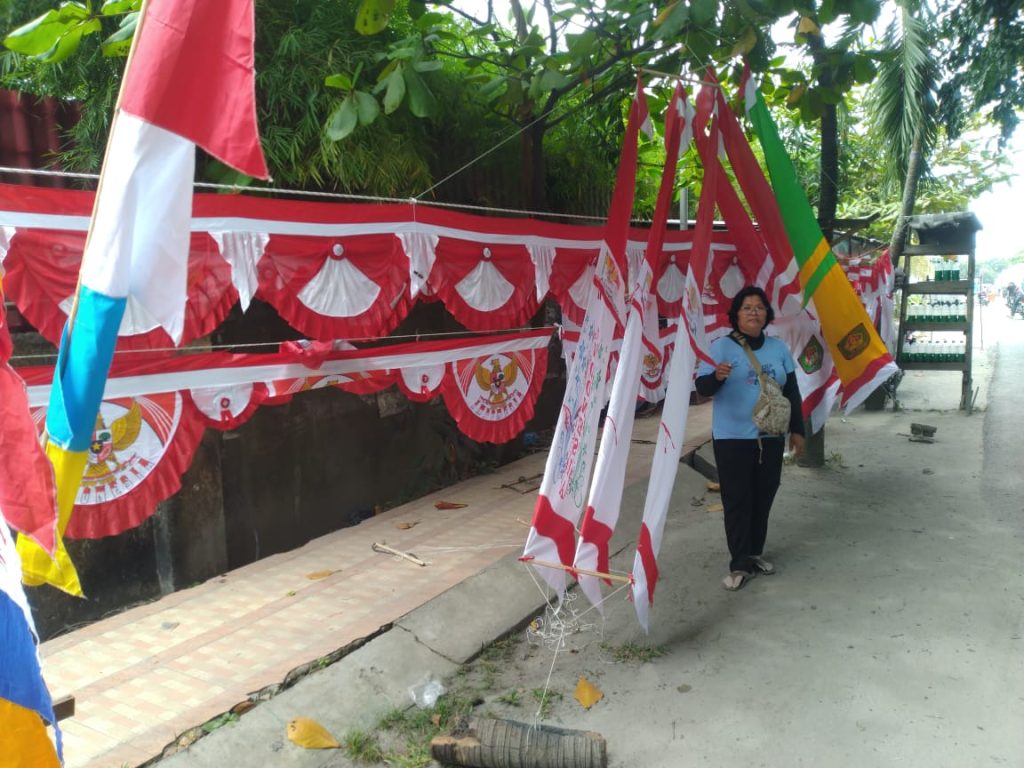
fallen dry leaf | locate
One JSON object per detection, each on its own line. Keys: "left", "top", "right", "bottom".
{"left": 706, "top": 503, "right": 724, "bottom": 513}
{"left": 305, "top": 570, "right": 337, "bottom": 580}
{"left": 706, "top": 481, "right": 720, "bottom": 492}
{"left": 287, "top": 717, "right": 339, "bottom": 749}
{"left": 434, "top": 500, "right": 468, "bottom": 510}
{"left": 396, "top": 521, "right": 418, "bottom": 530}
{"left": 431, "top": 713, "right": 442, "bottom": 726}
{"left": 575, "top": 676, "right": 604, "bottom": 709}
{"left": 230, "top": 700, "right": 256, "bottom": 716}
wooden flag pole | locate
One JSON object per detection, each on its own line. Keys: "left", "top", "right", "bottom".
{"left": 523, "top": 558, "right": 632, "bottom": 585}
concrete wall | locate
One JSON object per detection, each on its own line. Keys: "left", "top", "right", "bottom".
{"left": 24, "top": 301, "right": 564, "bottom": 640}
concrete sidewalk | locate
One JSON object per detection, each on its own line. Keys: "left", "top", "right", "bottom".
{"left": 42, "top": 401, "right": 712, "bottom": 768}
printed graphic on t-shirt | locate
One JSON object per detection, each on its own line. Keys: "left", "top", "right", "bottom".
{"left": 747, "top": 361, "right": 780, "bottom": 386}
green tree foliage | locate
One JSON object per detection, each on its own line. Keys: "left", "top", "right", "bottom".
{"left": 0, "top": 0, "right": 1009, "bottom": 229}
{"left": 937, "top": 0, "right": 1024, "bottom": 143}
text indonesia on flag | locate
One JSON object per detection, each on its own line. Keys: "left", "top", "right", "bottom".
{"left": 16, "top": 0, "right": 269, "bottom": 594}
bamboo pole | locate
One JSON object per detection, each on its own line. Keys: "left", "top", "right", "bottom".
{"left": 523, "top": 559, "right": 632, "bottom": 585}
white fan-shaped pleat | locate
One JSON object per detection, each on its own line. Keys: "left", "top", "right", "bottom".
{"left": 568, "top": 265, "right": 595, "bottom": 309}
{"left": 455, "top": 259, "right": 515, "bottom": 312}
{"left": 58, "top": 290, "right": 161, "bottom": 336}
{"left": 399, "top": 364, "right": 445, "bottom": 396}
{"left": 626, "top": 244, "right": 646, "bottom": 288}
{"left": 719, "top": 261, "right": 746, "bottom": 299}
{"left": 211, "top": 230, "right": 268, "bottom": 312}
{"left": 0, "top": 226, "right": 14, "bottom": 264}
{"left": 190, "top": 384, "right": 255, "bottom": 420}
{"left": 528, "top": 244, "right": 556, "bottom": 301}
{"left": 657, "top": 262, "right": 686, "bottom": 304}
{"left": 119, "top": 293, "right": 162, "bottom": 335}
{"left": 399, "top": 231, "right": 438, "bottom": 299}
{"left": 297, "top": 258, "right": 381, "bottom": 318}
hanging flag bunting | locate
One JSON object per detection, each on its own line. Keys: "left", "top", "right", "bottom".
{"left": 521, "top": 77, "right": 648, "bottom": 597}
{"left": 740, "top": 68, "right": 898, "bottom": 410}
{"left": 17, "top": 0, "right": 269, "bottom": 593}
{"left": 573, "top": 83, "right": 690, "bottom": 611}
{"left": 12, "top": 330, "right": 551, "bottom": 539}
{"left": 1, "top": 514, "right": 62, "bottom": 765}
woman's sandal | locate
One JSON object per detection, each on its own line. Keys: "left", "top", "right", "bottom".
{"left": 722, "top": 571, "right": 754, "bottom": 591}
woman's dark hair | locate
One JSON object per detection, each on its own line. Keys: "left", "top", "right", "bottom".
{"left": 728, "top": 285, "right": 775, "bottom": 332}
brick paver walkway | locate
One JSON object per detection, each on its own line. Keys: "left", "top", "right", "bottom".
{"left": 40, "top": 404, "right": 711, "bottom": 767}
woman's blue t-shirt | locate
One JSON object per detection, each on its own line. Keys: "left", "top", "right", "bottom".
{"left": 696, "top": 334, "right": 795, "bottom": 439}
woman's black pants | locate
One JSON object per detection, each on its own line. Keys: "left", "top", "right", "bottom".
{"left": 712, "top": 437, "right": 784, "bottom": 573}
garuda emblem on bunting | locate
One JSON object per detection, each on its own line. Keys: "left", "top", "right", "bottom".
{"left": 32, "top": 393, "right": 204, "bottom": 539}
{"left": 442, "top": 347, "right": 547, "bottom": 445}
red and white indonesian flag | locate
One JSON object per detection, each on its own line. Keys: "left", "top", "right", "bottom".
{"left": 681, "top": 98, "right": 721, "bottom": 367}
{"left": 521, "top": 80, "right": 648, "bottom": 596}
{"left": 713, "top": 81, "right": 801, "bottom": 318}
{"left": 631, "top": 321, "right": 697, "bottom": 631}
{"left": 93, "top": 0, "right": 268, "bottom": 343}
{"left": 573, "top": 85, "right": 690, "bottom": 611}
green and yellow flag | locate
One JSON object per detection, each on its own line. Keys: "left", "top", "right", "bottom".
{"left": 741, "top": 71, "right": 898, "bottom": 409}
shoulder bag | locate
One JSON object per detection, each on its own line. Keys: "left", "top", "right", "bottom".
{"left": 732, "top": 333, "right": 791, "bottom": 435}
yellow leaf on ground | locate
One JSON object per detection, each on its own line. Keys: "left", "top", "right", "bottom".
{"left": 287, "top": 717, "right": 339, "bottom": 749}
{"left": 707, "top": 503, "right": 724, "bottom": 513}
{"left": 305, "top": 570, "right": 337, "bottom": 580}
{"left": 396, "top": 521, "right": 418, "bottom": 530}
{"left": 706, "top": 481, "right": 720, "bottom": 493}
{"left": 575, "top": 676, "right": 604, "bottom": 709}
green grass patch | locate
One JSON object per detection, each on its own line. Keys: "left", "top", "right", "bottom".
{"left": 341, "top": 728, "right": 384, "bottom": 763}
{"left": 600, "top": 641, "right": 666, "bottom": 664}
{"left": 531, "top": 688, "right": 562, "bottom": 718}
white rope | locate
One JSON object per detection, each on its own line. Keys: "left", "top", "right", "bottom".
{"left": 519, "top": 560, "right": 635, "bottom": 730}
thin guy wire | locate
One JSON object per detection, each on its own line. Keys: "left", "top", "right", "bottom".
{"left": 0, "top": 165, "right": 607, "bottom": 222}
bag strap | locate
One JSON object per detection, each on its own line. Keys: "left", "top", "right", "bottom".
{"left": 731, "top": 331, "right": 764, "bottom": 376}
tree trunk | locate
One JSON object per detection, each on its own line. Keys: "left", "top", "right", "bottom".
{"left": 518, "top": 120, "right": 547, "bottom": 210}
{"left": 889, "top": 123, "right": 925, "bottom": 265}
{"left": 817, "top": 102, "right": 839, "bottom": 243}
{"left": 431, "top": 717, "right": 607, "bottom": 768}
{"left": 801, "top": 48, "right": 840, "bottom": 469}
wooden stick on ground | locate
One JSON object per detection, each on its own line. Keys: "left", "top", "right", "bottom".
{"left": 371, "top": 541, "right": 427, "bottom": 567}
{"left": 431, "top": 717, "right": 607, "bottom": 768}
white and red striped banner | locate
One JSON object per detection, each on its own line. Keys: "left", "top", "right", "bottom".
{"left": 521, "top": 80, "right": 648, "bottom": 597}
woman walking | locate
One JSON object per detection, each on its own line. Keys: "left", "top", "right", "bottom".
{"left": 695, "top": 286, "right": 805, "bottom": 591}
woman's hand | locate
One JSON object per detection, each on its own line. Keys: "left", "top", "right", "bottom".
{"left": 789, "top": 433, "right": 805, "bottom": 458}
{"left": 714, "top": 361, "right": 733, "bottom": 381}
